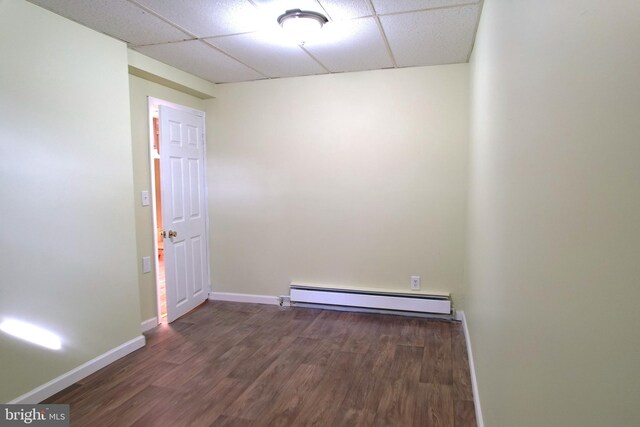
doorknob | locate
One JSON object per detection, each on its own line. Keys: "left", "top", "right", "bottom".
{"left": 160, "top": 230, "right": 177, "bottom": 238}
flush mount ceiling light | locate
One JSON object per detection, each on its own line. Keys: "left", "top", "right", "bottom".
{"left": 277, "top": 9, "right": 328, "bottom": 44}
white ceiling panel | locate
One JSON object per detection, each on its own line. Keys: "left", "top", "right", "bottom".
{"left": 372, "top": 0, "right": 481, "bottom": 15}
{"left": 381, "top": 4, "right": 480, "bottom": 67}
{"left": 207, "top": 32, "right": 327, "bottom": 78}
{"left": 27, "top": 0, "right": 190, "bottom": 45}
{"left": 317, "top": 0, "right": 373, "bottom": 20}
{"left": 132, "top": 0, "right": 268, "bottom": 38}
{"left": 304, "top": 18, "right": 393, "bottom": 72}
{"left": 134, "top": 40, "right": 265, "bottom": 83}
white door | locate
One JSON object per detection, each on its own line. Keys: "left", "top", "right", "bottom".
{"left": 159, "top": 105, "right": 209, "bottom": 322}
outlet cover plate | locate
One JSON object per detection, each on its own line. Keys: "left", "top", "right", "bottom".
{"left": 142, "top": 256, "right": 151, "bottom": 273}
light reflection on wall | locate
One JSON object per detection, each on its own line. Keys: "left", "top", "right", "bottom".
{"left": 0, "top": 319, "right": 62, "bottom": 350}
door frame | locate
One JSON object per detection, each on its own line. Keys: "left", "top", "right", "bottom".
{"left": 147, "top": 96, "right": 212, "bottom": 323}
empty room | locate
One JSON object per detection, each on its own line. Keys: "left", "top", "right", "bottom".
{"left": 1, "top": 0, "right": 639, "bottom": 426}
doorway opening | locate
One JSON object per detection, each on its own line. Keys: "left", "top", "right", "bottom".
{"left": 150, "top": 113, "right": 167, "bottom": 322}
{"left": 152, "top": 116, "right": 167, "bottom": 322}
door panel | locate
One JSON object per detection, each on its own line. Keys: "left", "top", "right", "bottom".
{"left": 159, "top": 105, "right": 209, "bottom": 322}
{"left": 174, "top": 241, "right": 188, "bottom": 304}
{"left": 170, "top": 157, "right": 185, "bottom": 221}
{"left": 188, "top": 159, "right": 201, "bottom": 218}
{"left": 191, "top": 235, "right": 205, "bottom": 294}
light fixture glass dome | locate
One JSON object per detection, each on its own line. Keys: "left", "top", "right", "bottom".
{"left": 277, "top": 9, "right": 328, "bottom": 44}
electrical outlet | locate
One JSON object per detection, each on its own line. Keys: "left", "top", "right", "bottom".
{"left": 411, "top": 276, "right": 421, "bottom": 291}
{"left": 278, "top": 296, "right": 291, "bottom": 307}
{"left": 142, "top": 256, "right": 151, "bottom": 273}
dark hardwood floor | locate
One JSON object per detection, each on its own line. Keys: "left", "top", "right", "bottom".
{"left": 44, "top": 301, "right": 476, "bottom": 426}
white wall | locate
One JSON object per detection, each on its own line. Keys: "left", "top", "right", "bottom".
{"left": 0, "top": 0, "right": 141, "bottom": 402}
{"left": 206, "top": 64, "right": 469, "bottom": 302}
{"left": 467, "top": 0, "right": 640, "bottom": 425}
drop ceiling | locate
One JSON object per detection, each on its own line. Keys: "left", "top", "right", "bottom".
{"left": 28, "top": 0, "right": 483, "bottom": 84}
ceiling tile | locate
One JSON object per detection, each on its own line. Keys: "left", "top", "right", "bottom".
{"left": 27, "top": 0, "right": 190, "bottom": 45}
{"left": 134, "top": 40, "right": 265, "bottom": 83}
{"left": 317, "top": 0, "right": 373, "bottom": 20}
{"left": 303, "top": 18, "right": 393, "bottom": 73}
{"left": 380, "top": 4, "right": 480, "bottom": 67}
{"left": 372, "top": 0, "right": 480, "bottom": 15}
{"left": 207, "top": 32, "right": 327, "bottom": 78}
{"left": 132, "top": 0, "right": 268, "bottom": 38}
{"left": 28, "top": 0, "right": 484, "bottom": 83}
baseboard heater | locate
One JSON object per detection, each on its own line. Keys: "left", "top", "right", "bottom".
{"left": 289, "top": 283, "right": 453, "bottom": 319}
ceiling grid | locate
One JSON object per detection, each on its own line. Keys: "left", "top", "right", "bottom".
{"left": 28, "top": 0, "right": 482, "bottom": 83}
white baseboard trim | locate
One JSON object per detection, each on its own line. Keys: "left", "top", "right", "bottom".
{"left": 141, "top": 317, "right": 158, "bottom": 333}
{"left": 458, "top": 311, "right": 484, "bottom": 427}
{"left": 208, "top": 292, "right": 279, "bottom": 305}
{"left": 8, "top": 335, "right": 146, "bottom": 404}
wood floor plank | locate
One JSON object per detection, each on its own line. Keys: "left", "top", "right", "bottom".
{"left": 454, "top": 400, "right": 477, "bottom": 427}
{"left": 151, "top": 347, "right": 221, "bottom": 390}
{"left": 291, "top": 351, "right": 366, "bottom": 426}
{"left": 41, "top": 301, "right": 474, "bottom": 427}
{"left": 167, "top": 339, "right": 271, "bottom": 399}
{"left": 225, "top": 335, "right": 296, "bottom": 381}
{"left": 372, "top": 345, "right": 423, "bottom": 426}
{"left": 132, "top": 377, "right": 250, "bottom": 427}
{"left": 452, "top": 324, "right": 474, "bottom": 401}
{"left": 75, "top": 384, "right": 173, "bottom": 426}
{"left": 62, "top": 360, "right": 179, "bottom": 422}
{"left": 332, "top": 338, "right": 394, "bottom": 426}
{"left": 373, "top": 378, "right": 416, "bottom": 427}
{"left": 420, "top": 321, "right": 454, "bottom": 385}
{"left": 414, "top": 383, "right": 455, "bottom": 427}
{"left": 387, "top": 344, "right": 424, "bottom": 379}
{"left": 66, "top": 381, "right": 151, "bottom": 423}
{"left": 339, "top": 312, "right": 380, "bottom": 354}
{"left": 332, "top": 408, "right": 378, "bottom": 427}
{"left": 299, "top": 309, "right": 351, "bottom": 341}
{"left": 301, "top": 337, "right": 344, "bottom": 366}
{"left": 222, "top": 337, "right": 318, "bottom": 421}
{"left": 210, "top": 415, "right": 253, "bottom": 427}
{"left": 339, "top": 342, "right": 394, "bottom": 411}
{"left": 257, "top": 363, "right": 326, "bottom": 427}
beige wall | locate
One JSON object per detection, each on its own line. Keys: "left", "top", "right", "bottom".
{"left": 128, "top": 75, "right": 206, "bottom": 322}
{"left": 206, "top": 64, "right": 470, "bottom": 303}
{"left": 0, "top": 0, "right": 141, "bottom": 402}
{"left": 467, "top": 0, "right": 640, "bottom": 425}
